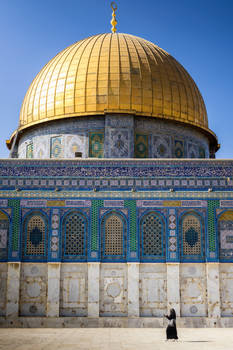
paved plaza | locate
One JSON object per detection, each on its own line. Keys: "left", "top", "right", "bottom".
{"left": 0, "top": 328, "right": 232, "bottom": 350}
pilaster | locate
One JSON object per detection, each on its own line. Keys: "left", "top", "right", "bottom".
{"left": 206, "top": 262, "right": 221, "bottom": 318}
{"left": 6, "top": 262, "right": 21, "bottom": 317}
{"left": 166, "top": 263, "right": 180, "bottom": 316}
{"left": 88, "top": 262, "right": 100, "bottom": 317}
{"left": 127, "top": 263, "right": 139, "bottom": 317}
{"left": 47, "top": 263, "right": 61, "bottom": 317}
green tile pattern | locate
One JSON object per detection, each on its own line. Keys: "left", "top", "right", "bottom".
{"left": 8, "top": 199, "right": 20, "bottom": 251}
{"left": 91, "top": 200, "right": 103, "bottom": 250}
{"left": 125, "top": 200, "right": 137, "bottom": 251}
{"left": 208, "top": 200, "right": 219, "bottom": 252}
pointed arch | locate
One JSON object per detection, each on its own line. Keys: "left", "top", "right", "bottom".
{"left": 179, "top": 211, "right": 205, "bottom": 261}
{"left": 62, "top": 210, "right": 87, "bottom": 260}
{"left": 22, "top": 210, "right": 48, "bottom": 261}
{"left": 140, "top": 211, "right": 165, "bottom": 261}
{"left": 101, "top": 210, "right": 127, "bottom": 261}
{"left": 218, "top": 210, "right": 233, "bottom": 261}
{"left": 0, "top": 210, "right": 9, "bottom": 261}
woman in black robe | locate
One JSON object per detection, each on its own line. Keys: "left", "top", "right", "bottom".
{"left": 164, "top": 308, "right": 178, "bottom": 340}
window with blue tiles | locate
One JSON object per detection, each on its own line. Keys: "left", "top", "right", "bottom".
{"left": 23, "top": 211, "right": 47, "bottom": 260}
{"left": 140, "top": 211, "right": 165, "bottom": 261}
{"left": 218, "top": 210, "right": 233, "bottom": 261}
{"left": 62, "top": 211, "right": 87, "bottom": 260}
{"left": 0, "top": 210, "right": 9, "bottom": 261}
{"left": 180, "top": 212, "right": 204, "bottom": 261}
{"left": 101, "top": 211, "right": 127, "bottom": 261}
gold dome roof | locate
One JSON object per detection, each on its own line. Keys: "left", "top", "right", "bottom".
{"left": 12, "top": 33, "right": 217, "bottom": 145}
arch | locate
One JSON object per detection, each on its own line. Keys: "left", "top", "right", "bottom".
{"left": 101, "top": 211, "right": 127, "bottom": 261}
{"left": 23, "top": 210, "right": 48, "bottom": 260}
{"left": 140, "top": 211, "right": 165, "bottom": 260}
{"left": 218, "top": 210, "right": 233, "bottom": 260}
{"left": 0, "top": 210, "right": 9, "bottom": 261}
{"left": 179, "top": 211, "right": 205, "bottom": 260}
{"left": 62, "top": 210, "right": 87, "bottom": 259}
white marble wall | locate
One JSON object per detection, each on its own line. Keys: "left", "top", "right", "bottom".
{"left": 180, "top": 263, "right": 207, "bottom": 316}
{"left": 19, "top": 263, "right": 47, "bottom": 316}
{"left": 220, "top": 263, "right": 233, "bottom": 316}
{"left": 60, "top": 263, "right": 87, "bottom": 316}
{"left": 0, "top": 262, "right": 233, "bottom": 320}
{"left": 139, "top": 263, "right": 167, "bottom": 317}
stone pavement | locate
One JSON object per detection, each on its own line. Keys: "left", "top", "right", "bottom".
{"left": 0, "top": 328, "right": 232, "bottom": 350}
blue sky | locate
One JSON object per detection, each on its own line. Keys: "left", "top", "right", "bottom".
{"left": 0, "top": 0, "right": 232, "bottom": 158}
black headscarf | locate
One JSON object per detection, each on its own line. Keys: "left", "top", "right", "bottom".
{"left": 169, "top": 308, "right": 176, "bottom": 319}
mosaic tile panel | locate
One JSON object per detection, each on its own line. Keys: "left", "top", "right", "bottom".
{"left": 26, "top": 143, "right": 33, "bottom": 159}
{"left": 208, "top": 200, "right": 219, "bottom": 254}
{"left": 89, "top": 131, "right": 104, "bottom": 158}
{"left": 124, "top": 200, "right": 137, "bottom": 252}
{"left": 174, "top": 139, "right": 184, "bottom": 158}
{"left": 50, "top": 209, "right": 60, "bottom": 259}
{"left": 110, "top": 130, "right": 130, "bottom": 158}
{"left": 134, "top": 134, "right": 148, "bottom": 158}
{"left": 8, "top": 199, "right": 20, "bottom": 251}
{"left": 168, "top": 209, "right": 177, "bottom": 257}
{"left": 153, "top": 135, "right": 171, "bottom": 158}
{"left": 50, "top": 136, "right": 63, "bottom": 158}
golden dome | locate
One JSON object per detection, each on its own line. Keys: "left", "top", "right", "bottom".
{"left": 16, "top": 33, "right": 215, "bottom": 140}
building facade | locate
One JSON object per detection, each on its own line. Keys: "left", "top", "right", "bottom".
{"left": 1, "top": 32, "right": 232, "bottom": 327}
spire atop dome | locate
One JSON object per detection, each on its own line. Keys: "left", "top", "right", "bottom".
{"left": 111, "top": 2, "right": 117, "bottom": 33}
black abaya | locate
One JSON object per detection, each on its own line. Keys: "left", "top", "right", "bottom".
{"left": 165, "top": 309, "right": 178, "bottom": 340}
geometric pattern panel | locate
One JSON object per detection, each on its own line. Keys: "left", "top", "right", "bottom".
{"left": 134, "top": 134, "right": 148, "bottom": 158}
{"left": 50, "top": 136, "right": 63, "bottom": 158}
{"left": 63, "top": 211, "right": 86, "bottom": 256}
{"left": 219, "top": 210, "right": 233, "bottom": 259}
{"left": 101, "top": 212, "right": 127, "bottom": 261}
{"left": 104, "top": 214, "right": 123, "bottom": 256}
{"left": 110, "top": 130, "right": 130, "bottom": 158}
{"left": 141, "top": 212, "right": 164, "bottom": 256}
{"left": 153, "top": 135, "right": 171, "bottom": 158}
{"left": 24, "top": 213, "right": 46, "bottom": 256}
{"left": 182, "top": 214, "right": 202, "bottom": 256}
{"left": 89, "top": 131, "right": 104, "bottom": 158}
{"left": 26, "top": 143, "right": 33, "bottom": 159}
{"left": 174, "top": 139, "right": 184, "bottom": 158}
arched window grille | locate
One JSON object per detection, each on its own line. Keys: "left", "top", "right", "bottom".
{"left": 180, "top": 212, "right": 204, "bottom": 260}
{"left": 218, "top": 210, "right": 233, "bottom": 260}
{"left": 101, "top": 212, "right": 126, "bottom": 261}
{"left": 140, "top": 211, "right": 165, "bottom": 260}
{"left": 0, "top": 210, "right": 9, "bottom": 261}
{"left": 62, "top": 211, "right": 87, "bottom": 259}
{"left": 23, "top": 211, "right": 47, "bottom": 259}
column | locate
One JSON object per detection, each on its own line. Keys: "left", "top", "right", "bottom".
{"left": 206, "top": 263, "right": 221, "bottom": 318}
{"left": 47, "top": 263, "right": 61, "bottom": 317}
{"left": 166, "top": 263, "right": 180, "bottom": 316}
{"left": 88, "top": 263, "right": 100, "bottom": 317}
{"left": 6, "top": 262, "right": 21, "bottom": 317}
{"left": 127, "top": 263, "right": 139, "bottom": 317}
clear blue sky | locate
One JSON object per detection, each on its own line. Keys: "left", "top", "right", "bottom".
{"left": 0, "top": 0, "right": 232, "bottom": 158}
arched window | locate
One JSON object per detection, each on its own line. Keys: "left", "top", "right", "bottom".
{"left": 0, "top": 210, "right": 9, "bottom": 261}
{"left": 218, "top": 210, "right": 233, "bottom": 260}
{"left": 62, "top": 211, "right": 87, "bottom": 259}
{"left": 101, "top": 212, "right": 126, "bottom": 261}
{"left": 180, "top": 212, "right": 204, "bottom": 260}
{"left": 140, "top": 211, "right": 165, "bottom": 260}
{"left": 23, "top": 211, "right": 47, "bottom": 260}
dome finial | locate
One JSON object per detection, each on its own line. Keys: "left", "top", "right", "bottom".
{"left": 111, "top": 2, "right": 117, "bottom": 33}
